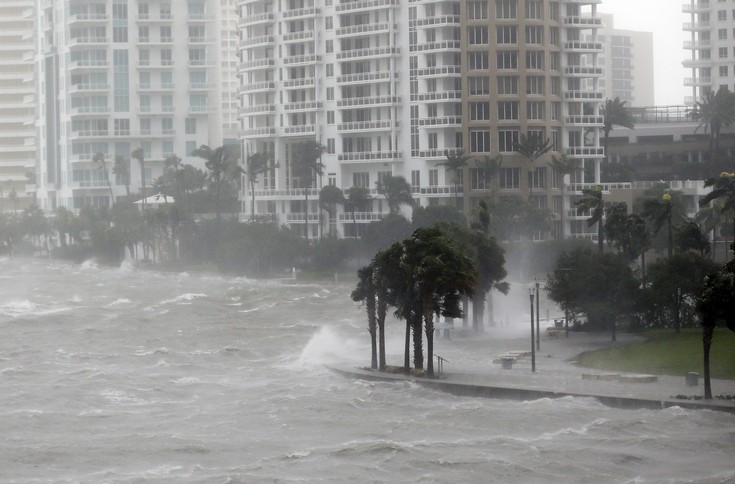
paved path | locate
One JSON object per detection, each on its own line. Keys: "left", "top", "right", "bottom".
{"left": 330, "top": 326, "right": 735, "bottom": 413}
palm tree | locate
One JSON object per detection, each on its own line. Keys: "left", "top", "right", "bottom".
{"left": 319, "top": 185, "right": 345, "bottom": 237}
{"left": 245, "top": 151, "right": 274, "bottom": 220}
{"left": 605, "top": 203, "right": 652, "bottom": 276}
{"left": 641, "top": 191, "right": 683, "bottom": 259}
{"left": 696, "top": 199, "right": 727, "bottom": 260}
{"left": 192, "top": 144, "right": 241, "bottom": 223}
{"left": 93, "top": 152, "right": 115, "bottom": 208}
{"left": 351, "top": 264, "right": 378, "bottom": 369}
{"left": 692, "top": 87, "right": 735, "bottom": 158}
{"left": 291, "top": 140, "right": 325, "bottom": 240}
{"left": 375, "top": 175, "right": 413, "bottom": 215}
{"left": 474, "top": 154, "right": 503, "bottom": 203}
{"left": 701, "top": 172, "right": 735, "bottom": 260}
{"left": 345, "top": 186, "right": 371, "bottom": 238}
{"left": 401, "top": 227, "right": 477, "bottom": 377}
{"left": 550, "top": 153, "right": 580, "bottom": 240}
{"left": 576, "top": 185, "right": 605, "bottom": 253}
{"left": 113, "top": 155, "right": 131, "bottom": 196}
{"left": 131, "top": 147, "right": 146, "bottom": 207}
{"left": 515, "top": 134, "right": 552, "bottom": 199}
{"left": 602, "top": 97, "right": 635, "bottom": 162}
{"left": 439, "top": 149, "right": 470, "bottom": 209}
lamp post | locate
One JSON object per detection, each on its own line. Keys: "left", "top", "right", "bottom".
{"left": 529, "top": 287, "right": 536, "bottom": 373}
{"left": 535, "top": 278, "right": 540, "bottom": 351}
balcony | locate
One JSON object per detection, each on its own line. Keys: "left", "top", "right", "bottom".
{"left": 418, "top": 116, "right": 462, "bottom": 128}
{"left": 564, "top": 90, "right": 604, "bottom": 101}
{"left": 563, "top": 41, "right": 603, "bottom": 53}
{"left": 563, "top": 66, "right": 603, "bottom": 77}
{"left": 410, "top": 40, "right": 461, "bottom": 53}
{"left": 414, "top": 65, "right": 461, "bottom": 77}
{"left": 337, "top": 96, "right": 400, "bottom": 108}
{"left": 338, "top": 151, "right": 403, "bottom": 162}
{"left": 69, "top": 36, "right": 109, "bottom": 47}
{"left": 68, "top": 83, "right": 110, "bottom": 94}
{"left": 566, "top": 146, "right": 604, "bottom": 158}
{"left": 337, "top": 120, "right": 396, "bottom": 132}
{"left": 336, "top": 22, "right": 394, "bottom": 37}
{"left": 238, "top": 12, "right": 275, "bottom": 27}
{"left": 412, "top": 90, "right": 461, "bottom": 102}
{"left": 336, "top": 47, "right": 400, "bottom": 60}
{"left": 683, "top": 39, "right": 710, "bottom": 49}
{"left": 68, "top": 59, "right": 109, "bottom": 70}
{"left": 682, "top": 1, "right": 711, "bottom": 13}
{"left": 282, "top": 77, "right": 315, "bottom": 89}
{"left": 335, "top": 0, "right": 399, "bottom": 13}
{"left": 282, "top": 54, "right": 322, "bottom": 66}
{"left": 683, "top": 21, "right": 711, "bottom": 31}
{"left": 282, "top": 124, "right": 316, "bottom": 135}
{"left": 283, "top": 101, "right": 323, "bottom": 112}
{"left": 410, "top": 15, "right": 460, "bottom": 28}
{"left": 565, "top": 115, "right": 604, "bottom": 127}
{"left": 563, "top": 16, "right": 602, "bottom": 28}
{"left": 239, "top": 104, "right": 276, "bottom": 115}
{"left": 282, "top": 7, "right": 321, "bottom": 19}
{"left": 281, "top": 31, "right": 314, "bottom": 43}
{"left": 239, "top": 35, "right": 275, "bottom": 49}
{"left": 69, "top": 13, "right": 108, "bottom": 24}
{"left": 188, "top": 37, "right": 215, "bottom": 45}
{"left": 337, "top": 212, "right": 384, "bottom": 223}
{"left": 684, "top": 77, "right": 712, "bottom": 86}
{"left": 336, "top": 71, "right": 393, "bottom": 85}
{"left": 136, "top": 13, "right": 174, "bottom": 22}
{"left": 188, "top": 105, "right": 210, "bottom": 114}
{"left": 187, "top": 13, "right": 215, "bottom": 22}
{"left": 240, "top": 81, "right": 276, "bottom": 94}
{"left": 238, "top": 58, "right": 274, "bottom": 71}
{"left": 241, "top": 126, "right": 277, "bottom": 137}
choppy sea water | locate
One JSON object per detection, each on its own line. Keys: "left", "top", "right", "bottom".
{"left": 0, "top": 257, "right": 733, "bottom": 483}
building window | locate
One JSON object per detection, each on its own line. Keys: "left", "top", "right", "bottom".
{"left": 327, "top": 111, "right": 335, "bottom": 124}
{"left": 469, "top": 102, "right": 491, "bottom": 121}
{"left": 468, "top": 1, "right": 488, "bottom": 20}
{"left": 528, "top": 167, "right": 546, "bottom": 189}
{"left": 497, "top": 25, "right": 517, "bottom": 44}
{"left": 496, "top": 51, "right": 518, "bottom": 69}
{"left": 499, "top": 168, "right": 520, "bottom": 189}
{"left": 497, "top": 76, "right": 519, "bottom": 95}
{"left": 353, "top": 172, "right": 369, "bottom": 188}
{"left": 720, "top": 47, "right": 728, "bottom": 58}
{"left": 429, "top": 169, "right": 439, "bottom": 186}
{"left": 326, "top": 87, "right": 334, "bottom": 100}
{"left": 525, "top": 0, "right": 542, "bottom": 19}
{"left": 468, "top": 26, "right": 489, "bottom": 45}
{"left": 185, "top": 118, "right": 196, "bottom": 134}
{"left": 498, "top": 128, "right": 520, "bottom": 152}
{"left": 526, "top": 76, "right": 545, "bottom": 95}
{"left": 411, "top": 170, "right": 420, "bottom": 190}
{"left": 469, "top": 76, "right": 490, "bottom": 95}
{"left": 428, "top": 133, "right": 438, "bottom": 149}
{"left": 327, "top": 138, "right": 335, "bottom": 154}
{"left": 720, "top": 65, "right": 729, "bottom": 77}
{"left": 720, "top": 28, "right": 728, "bottom": 40}
{"left": 469, "top": 51, "right": 489, "bottom": 70}
{"left": 496, "top": 0, "right": 517, "bottom": 19}
{"left": 526, "top": 26, "right": 543, "bottom": 44}
{"left": 526, "top": 51, "right": 544, "bottom": 70}
{"left": 718, "top": 10, "right": 727, "bottom": 21}
{"left": 469, "top": 130, "right": 491, "bottom": 152}
{"left": 497, "top": 101, "right": 519, "bottom": 120}
{"left": 326, "top": 64, "right": 333, "bottom": 76}
{"left": 186, "top": 141, "right": 197, "bottom": 155}
{"left": 114, "top": 119, "right": 130, "bottom": 136}
{"left": 326, "top": 40, "right": 333, "bottom": 53}
{"left": 527, "top": 101, "right": 545, "bottom": 120}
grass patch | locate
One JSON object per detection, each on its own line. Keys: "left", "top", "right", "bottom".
{"left": 576, "top": 328, "right": 735, "bottom": 379}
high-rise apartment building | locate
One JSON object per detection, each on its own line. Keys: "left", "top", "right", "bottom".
{"left": 595, "top": 13, "right": 654, "bottom": 107}
{"left": 35, "top": 0, "right": 225, "bottom": 212}
{"left": 239, "top": 0, "right": 604, "bottom": 241}
{"left": 0, "top": 1, "right": 36, "bottom": 213}
{"left": 683, "top": 0, "right": 735, "bottom": 103}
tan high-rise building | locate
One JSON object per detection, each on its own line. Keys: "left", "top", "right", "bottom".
{"left": 0, "top": 1, "right": 36, "bottom": 213}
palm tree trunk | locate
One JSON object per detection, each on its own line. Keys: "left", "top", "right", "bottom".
{"left": 667, "top": 211, "right": 673, "bottom": 258}
{"left": 423, "top": 300, "right": 435, "bottom": 377}
{"left": 304, "top": 191, "right": 309, "bottom": 240}
{"left": 250, "top": 179, "right": 256, "bottom": 219}
{"left": 412, "top": 315, "right": 424, "bottom": 370}
{"left": 367, "top": 294, "right": 377, "bottom": 370}
{"left": 404, "top": 319, "right": 411, "bottom": 374}
{"left": 560, "top": 184, "right": 566, "bottom": 240}
{"left": 377, "top": 295, "right": 386, "bottom": 371}
{"left": 703, "top": 324, "right": 714, "bottom": 399}
{"left": 598, "top": 220, "right": 604, "bottom": 254}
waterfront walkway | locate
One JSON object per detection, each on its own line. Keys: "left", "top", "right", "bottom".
{"left": 328, "top": 327, "right": 735, "bottom": 413}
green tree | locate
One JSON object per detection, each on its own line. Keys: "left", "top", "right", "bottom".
{"left": 375, "top": 175, "right": 413, "bottom": 215}
{"left": 439, "top": 149, "right": 469, "bottom": 209}
{"left": 245, "top": 151, "right": 273, "bottom": 220}
{"left": 400, "top": 227, "right": 477, "bottom": 377}
{"left": 604, "top": 205, "right": 651, "bottom": 276}
{"left": 550, "top": 154, "right": 581, "bottom": 240}
{"left": 131, "top": 147, "right": 146, "bottom": 207}
{"left": 701, "top": 171, "right": 735, "bottom": 260}
{"left": 641, "top": 191, "right": 686, "bottom": 259}
{"left": 291, "top": 140, "right": 325, "bottom": 240}
{"left": 113, "top": 155, "right": 131, "bottom": 196}
{"left": 691, "top": 87, "right": 735, "bottom": 158}
{"left": 319, "top": 184, "right": 345, "bottom": 237}
{"left": 344, "top": 186, "right": 371, "bottom": 238}
{"left": 411, "top": 205, "right": 466, "bottom": 230}
{"left": 697, "top": 259, "right": 735, "bottom": 398}
{"left": 93, "top": 152, "right": 115, "bottom": 207}
{"left": 193, "top": 144, "right": 241, "bottom": 224}
{"left": 351, "top": 264, "right": 378, "bottom": 369}
{"left": 602, "top": 97, "right": 635, "bottom": 162}
{"left": 675, "top": 221, "right": 710, "bottom": 256}
{"left": 576, "top": 186, "right": 605, "bottom": 253}
{"left": 474, "top": 154, "right": 503, "bottom": 203}
{"left": 515, "top": 134, "right": 552, "bottom": 198}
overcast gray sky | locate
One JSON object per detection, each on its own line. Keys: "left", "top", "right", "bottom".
{"left": 601, "top": 0, "right": 688, "bottom": 106}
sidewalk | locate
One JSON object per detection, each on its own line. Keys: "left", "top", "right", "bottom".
{"left": 330, "top": 326, "right": 735, "bottom": 413}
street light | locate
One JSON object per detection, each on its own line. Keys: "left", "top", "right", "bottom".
{"left": 535, "top": 278, "right": 541, "bottom": 351}
{"left": 529, "top": 287, "right": 536, "bottom": 373}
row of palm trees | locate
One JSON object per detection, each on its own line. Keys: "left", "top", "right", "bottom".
{"left": 351, "top": 223, "right": 508, "bottom": 377}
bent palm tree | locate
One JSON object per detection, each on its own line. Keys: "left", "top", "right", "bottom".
{"left": 515, "top": 134, "right": 552, "bottom": 199}
{"left": 319, "top": 184, "right": 345, "bottom": 236}
{"left": 113, "top": 155, "right": 131, "bottom": 196}
{"left": 93, "top": 152, "right": 115, "bottom": 208}
{"left": 291, "top": 140, "right": 325, "bottom": 240}
{"left": 345, "top": 186, "right": 371, "bottom": 238}
{"left": 376, "top": 175, "right": 414, "bottom": 215}
{"left": 576, "top": 185, "right": 605, "bottom": 253}
{"left": 641, "top": 191, "right": 683, "bottom": 259}
{"left": 439, "top": 150, "right": 470, "bottom": 209}
{"left": 351, "top": 264, "right": 378, "bottom": 369}
{"left": 193, "top": 144, "right": 240, "bottom": 224}
{"left": 692, "top": 87, "right": 735, "bottom": 158}
{"left": 602, "top": 97, "right": 635, "bottom": 162}
{"left": 132, "top": 147, "right": 146, "bottom": 207}
{"left": 245, "top": 151, "right": 273, "bottom": 220}
{"left": 702, "top": 172, "right": 735, "bottom": 260}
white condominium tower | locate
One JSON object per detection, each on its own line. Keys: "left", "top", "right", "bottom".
{"left": 239, "top": 0, "right": 604, "bottom": 241}
{"left": 35, "top": 0, "right": 225, "bottom": 212}
{"left": 0, "top": 1, "right": 36, "bottom": 213}
{"left": 683, "top": 0, "right": 735, "bottom": 102}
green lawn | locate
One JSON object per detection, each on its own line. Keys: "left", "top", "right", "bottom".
{"left": 575, "top": 328, "right": 735, "bottom": 379}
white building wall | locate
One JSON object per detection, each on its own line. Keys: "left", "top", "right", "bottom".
{"left": 35, "top": 0, "right": 224, "bottom": 212}
{"left": 0, "top": 0, "right": 36, "bottom": 212}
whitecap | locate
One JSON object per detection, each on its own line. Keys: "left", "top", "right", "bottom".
{"left": 134, "top": 347, "right": 169, "bottom": 356}
{"left": 160, "top": 293, "right": 207, "bottom": 305}
{"left": 107, "top": 298, "right": 131, "bottom": 307}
